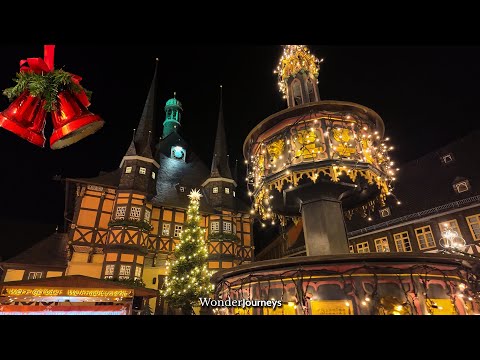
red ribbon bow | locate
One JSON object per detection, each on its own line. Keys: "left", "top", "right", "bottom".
{"left": 19, "top": 44, "right": 90, "bottom": 108}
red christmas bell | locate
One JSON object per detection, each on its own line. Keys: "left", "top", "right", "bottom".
{"left": 49, "top": 90, "right": 104, "bottom": 150}
{"left": 0, "top": 90, "right": 47, "bottom": 147}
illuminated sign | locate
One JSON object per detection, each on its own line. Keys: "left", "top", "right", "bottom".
{"left": 0, "top": 287, "right": 134, "bottom": 298}
{"left": 0, "top": 305, "right": 128, "bottom": 315}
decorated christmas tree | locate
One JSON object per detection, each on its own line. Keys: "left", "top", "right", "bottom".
{"left": 162, "top": 189, "right": 214, "bottom": 314}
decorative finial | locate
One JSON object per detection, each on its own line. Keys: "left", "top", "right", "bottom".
{"left": 173, "top": 91, "right": 176, "bottom": 98}
{"left": 220, "top": 84, "right": 223, "bottom": 88}
{"left": 156, "top": 58, "right": 159, "bottom": 61}
{"left": 55, "top": 225, "right": 58, "bottom": 232}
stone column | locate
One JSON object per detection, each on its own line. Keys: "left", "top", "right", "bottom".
{"left": 301, "top": 198, "right": 349, "bottom": 256}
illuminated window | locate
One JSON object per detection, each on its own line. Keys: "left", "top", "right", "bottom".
{"left": 210, "top": 221, "right": 219, "bottom": 234}
{"left": 466, "top": 214, "right": 480, "bottom": 240}
{"left": 223, "top": 222, "right": 232, "bottom": 233}
{"left": 233, "top": 191, "right": 236, "bottom": 197}
{"left": 213, "top": 187, "right": 219, "bottom": 194}
{"left": 180, "top": 186, "right": 185, "bottom": 192}
{"left": 356, "top": 242, "right": 370, "bottom": 253}
{"left": 454, "top": 180, "right": 470, "bottom": 194}
{"left": 139, "top": 167, "right": 147, "bottom": 175}
{"left": 225, "top": 188, "right": 230, "bottom": 194}
{"left": 130, "top": 206, "right": 141, "bottom": 220}
{"left": 394, "top": 232, "right": 412, "bottom": 252}
{"left": 119, "top": 265, "right": 131, "bottom": 278}
{"left": 134, "top": 266, "right": 142, "bottom": 280}
{"left": 28, "top": 272, "right": 42, "bottom": 280}
{"left": 105, "top": 264, "right": 115, "bottom": 276}
{"left": 151, "top": 171, "right": 156, "bottom": 179}
{"left": 162, "top": 223, "right": 171, "bottom": 236}
{"left": 125, "top": 166, "right": 132, "bottom": 174}
{"left": 349, "top": 245, "right": 354, "bottom": 253}
{"left": 374, "top": 237, "right": 390, "bottom": 252}
{"left": 115, "top": 206, "right": 126, "bottom": 220}
{"left": 415, "top": 226, "right": 436, "bottom": 250}
{"left": 174, "top": 225, "right": 183, "bottom": 238}
{"left": 144, "top": 209, "right": 151, "bottom": 222}
{"left": 439, "top": 219, "right": 462, "bottom": 238}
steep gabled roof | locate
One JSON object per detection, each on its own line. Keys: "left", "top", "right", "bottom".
{"left": 2, "top": 232, "right": 67, "bottom": 268}
{"left": 209, "top": 87, "right": 232, "bottom": 179}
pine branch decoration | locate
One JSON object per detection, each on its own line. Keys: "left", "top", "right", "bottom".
{"left": 2, "top": 70, "right": 92, "bottom": 112}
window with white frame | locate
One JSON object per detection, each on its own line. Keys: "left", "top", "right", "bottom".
{"left": 174, "top": 225, "right": 183, "bottom": 238}
{"left": 225, "top": 188, "right": 230, "bottom": 194}
{"left": 119, "top": 265, "right": 131, "bottom": 279}
{"left": 213, "top": 187, "right": 219, "bottom": 194}
{"left": 415, "top": 226, "right": 436, "bottom": 250}
{"left": 105, "top": 264, "right": 115, "bottom": 276}
{"left": 151, "top": 171, "right": 156, "bottom": 179}
{"left": 356, "top": 242, "right": 370, "bottom": 253}
{"left": 125, "top": 166, "right": 132, "bottom": 174}
{"left": 135, "top": 266, "right": 142, "bottom": 279}
{"left": 130, "top": 206, "right": 141, "bottom": 220}
{"left": 210, "top": 221, "right": 220, "bottom": 233}
{"left": 28, "top": 272, "right": 42, "bottom": 280}
{"left": 349, "top": 245, "right": 354, "bottom": 253}
{"left": 223, "top": 222, "right": 232, "bottom": 233}
{"left": 374, "top": 237, "right": 390, "bottom": 252}
{"left": 139, "top": 167, "right": 146, "bottom": 175}
{"left": 439, "top": 219, "right": 462, "bottom": 238}
{"left": 162, "top": 223, "right": 171, "bottom": 236}
{"left": 454, "top": 180, "right": 470, "bottom": 194}
{"left": 466, "top": 214, "right": 480, "bottom": 240}
{"left": 144, "top": 209, "right": 151, "bottom": 222}
{"left": 233, "top": 191, "right": 236, "bottom": 197}
{"left": 180, "top": 186, "right": 185, "bottom": 192}
{"left": 440, "top": 153, "right": 454, "bottom": 164}
{"left": 394, "top": 232, "right": 412, "bottom": 252}
{"left": 115, "top": 206, "right": 126, "bottom": 220}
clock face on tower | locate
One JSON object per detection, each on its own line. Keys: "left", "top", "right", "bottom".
{"left": 171, "top": 146, "right": 186, "bottom": 161}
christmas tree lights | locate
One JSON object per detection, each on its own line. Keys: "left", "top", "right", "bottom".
{"left": 162, "top": 189, "right": 214, "bottom": 314}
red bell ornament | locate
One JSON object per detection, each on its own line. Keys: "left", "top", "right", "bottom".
{"left": 0, "top": 91, "right": 47, "bottom": 147}
{"left": 49, "top": 90, "right": 104, "bottom": 150}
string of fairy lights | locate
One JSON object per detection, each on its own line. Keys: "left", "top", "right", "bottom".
{"left": 213, "top": 262, "right": 480, "bottom": 315}
{"left": 244, "top": 45, "right": 403, "bottom": 229}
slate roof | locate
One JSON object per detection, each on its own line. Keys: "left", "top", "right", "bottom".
{"left": 210, "top": 88, "right": 233, "bottom": 179}
{"left": 71, "top": 168, "right": 122, "bottom": 188}
{"left": 346, "top": 129, "right": 480, "bottom": 232}
{"left": 2, "top": 232, "right": 68, "bottom": 268}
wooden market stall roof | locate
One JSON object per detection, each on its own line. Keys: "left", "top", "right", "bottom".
{"left": 0, "top": 275, "right": 158, "bottom": 298}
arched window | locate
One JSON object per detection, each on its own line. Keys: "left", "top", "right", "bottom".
{"left": 292, "top": 79, "right": 302, "bottom": 106}
{"left": 307, "top": 78, "right": 316, "bottom": 102}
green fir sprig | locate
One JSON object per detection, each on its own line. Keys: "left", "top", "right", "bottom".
{"left": 3, "top": 69, "right": 92, "bottom": 112}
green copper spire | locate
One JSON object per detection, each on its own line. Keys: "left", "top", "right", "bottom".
{"left": 162, "top": 92, "right": 183, "bottom": 138}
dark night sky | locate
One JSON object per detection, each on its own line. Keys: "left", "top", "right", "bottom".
{"left": 1, "top": 44, "right": 480, "bottom": 259}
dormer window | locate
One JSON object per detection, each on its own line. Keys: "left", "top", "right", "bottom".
{"left": 213, "top": 187, "right": 219, "bottom": 194}
{"left": 180, "top": 186, "right": 185, "bottom": 193}
{"left": 125, "top": 166, "right": 132, "bottom": 174}
{"left": 171, "top": 146, "right": 186, "bottom": 161}
{"left": 139, "top": 167, "right": 146, "bottom": 175}
{"left": 379, "top": 207, "right": 391, "bottom": 218}
{"left": 225, "top": 188, "right": 230, "bottom": 194}
{"left": 440, "top": 153, "right": 454, "bottom": 164}
{"left": 454, "top": 180, "right": 470, "bottom": 194}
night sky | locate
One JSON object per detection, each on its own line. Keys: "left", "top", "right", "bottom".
{"left": 1, "top": 44, "right": 479, "bottom": 259}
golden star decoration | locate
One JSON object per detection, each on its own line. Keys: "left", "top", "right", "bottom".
{"left": 188, "top": 189, "right": 203, "bottom": 201}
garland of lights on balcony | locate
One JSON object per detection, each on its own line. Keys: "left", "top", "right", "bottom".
{"left": 245, "top": 45, "right": 402, "bottom": 228}
{"left": 212, "top": 263, "right": 480, "bottom": 315}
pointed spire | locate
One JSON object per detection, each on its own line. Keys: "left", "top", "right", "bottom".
{"left": 141, "top": 131, "right": 154, "bottom": 159}
{"left": 135, "top": 59, "right": 159, "bottom": 155}
{"left": 210, "top": 85, "right": 232, "bottom": 179}
{"left": 233, "top": 159, "right": 238, "bottom": 183}
{"left": 125, "top": 129, "right": 137, "bottom": 156}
